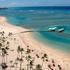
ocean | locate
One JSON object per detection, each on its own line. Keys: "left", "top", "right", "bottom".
{"left": 0, "top": 6, "right": 70, "bottom": 53}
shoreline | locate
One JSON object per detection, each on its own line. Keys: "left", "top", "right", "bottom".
{"left": 19, "top": 29, "right": 70, "bottom": 69}
{"left": 0, "top": 16, "right": 70, "bottom": 70}
{"left": 32, "top": 32, "right": 70, "bottom": 55}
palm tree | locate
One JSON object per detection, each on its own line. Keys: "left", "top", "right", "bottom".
{"left": 10, "top": 65, "right": 15, "bottom": 70}
{"left": 36, "top": 64, "right": 42, "bottom": 70}
{"left": 2, "top": 48, "right": 6, "bottom": 63}
{"left": 41, "top": 53, "right": 47, "bottom": 68}
{"left": 1, "top": 63, "right": 8, "bottom": 70}
{"left": 58, "top": 65, "right": 62, "bottom": 70}
{"left": 14, "top": 61, "right": 18, "bottom": 70}
{"left": 19, "top": 58, "right": 23, "bottom": 70}
{"left": 1, "top": 48, "right": 8, "bottom": 70}
{"left": 21, "top": 68, "right": 25, "bottom": 70}
{"left": 26, "top": 46, "right": 32, "bottom": 70}
{"left": 0, "top": 43, "right": 2, "bottom": 47}
{"left": 17, "top": 46, "right": 21, "bottom": 53}
{"left": 17, "top": 46, "right": 21, "bottom": 58}
{"left": 14, "top": 58, "right": 19, "bottom": 70}
{"left": 26, "top": 55, "right": 31, "bottom": 70}
{"left": 5, "top": 46, "right": 9, "bottom": 64}
{"left": 36, "top": 54, "right": 40, "bottom": 58}
{"left": 20, "top": 48, "right": 24, "bottom": 70}
{"left": 20, "top": 48, "right": 24, "bottom": 58}
{"left": 29, "top": 60, "right": 34, "bottom": 70}
{"left": 48, "top": 64, "right": 51, "bottom": 69}
{"left": 17, "top": 46, "right": 24, "bottom": 70}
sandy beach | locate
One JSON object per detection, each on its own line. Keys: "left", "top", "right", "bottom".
{"left": 0, "top": 16, "right": 70, "bottom": 70}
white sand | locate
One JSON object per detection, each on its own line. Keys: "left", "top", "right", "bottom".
{"left": 0, "top": 16, "right": 70, "bottom": 70}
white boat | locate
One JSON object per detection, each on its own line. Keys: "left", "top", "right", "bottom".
{"left": 48, "top": 27, "right": 57, "bottom": 32}
{"left": 58, "top": 28, "right": 64, "bottom": 32}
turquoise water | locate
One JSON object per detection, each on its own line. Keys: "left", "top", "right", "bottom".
{"left": 0, "top": 7, "right": 70, "bottom": 53}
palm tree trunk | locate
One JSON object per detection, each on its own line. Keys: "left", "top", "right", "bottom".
{"left": 20, "top": 52, "right": 22, "bottom": 70}
{"left": 20, "top": 62, "right": 22, "bottom": 70}
{"left": 27, "top": 64, "right": 29, "bottom": 70}
{"left": 41, "top": 59, "right": 44, "bottom": 69}
{"left": 30, "top": 66, "right": 32, "bottom": 70}
{"left": 15, "top": 64, "right": 17, "bottom": 70}
{"left": 6, "top": 55, "right": 7, "bottom": 64}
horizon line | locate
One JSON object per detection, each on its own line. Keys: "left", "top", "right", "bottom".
{"left": 2, "top": 6, "right": 70, "bottom": 8}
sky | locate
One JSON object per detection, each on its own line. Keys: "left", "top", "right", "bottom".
{"left": 0, "top": 0, "right": 70, "bottom": 7}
